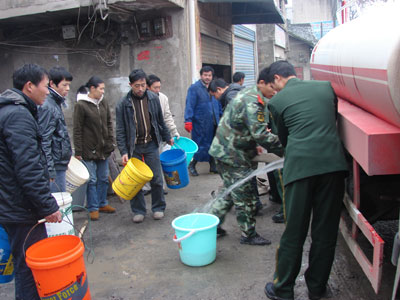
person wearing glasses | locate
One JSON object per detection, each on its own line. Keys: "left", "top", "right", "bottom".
{"left": 115, "top": 69, "right": 173, "bottom": 223}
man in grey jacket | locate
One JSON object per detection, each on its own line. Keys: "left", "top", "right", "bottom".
{"left": 38, "top": 67, "right": 73, "bottom": 193}
{"left": 116, "top": 69, "right": 173, "bottom": 223}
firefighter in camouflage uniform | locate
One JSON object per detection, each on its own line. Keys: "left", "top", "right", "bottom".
{"left": 208, "top": 68, "right": 283, "bottom": 246}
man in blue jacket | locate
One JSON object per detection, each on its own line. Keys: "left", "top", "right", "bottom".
{"left": 116, "top": 69, "right": 173, "bottom": 223}
{"left": 38, "top": 66, "right": 73, "bottom": 193}
{"left": 184, "top": 66, "right": 222, "bottom": 176}
{"left": 0, "top": 64, "right": 62, "bottom": 300}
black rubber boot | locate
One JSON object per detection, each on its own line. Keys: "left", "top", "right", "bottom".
{"left": 209, "top": 157, "right": 218, "bottom": 174}
{"left": 188, "top": 160, "right": 199, "bottom": 176}
{"left": 240, "top": 233, "right": 271, "bottom": 246}
{"left": 217, "top": 226, "right": 227, "bottom": 237}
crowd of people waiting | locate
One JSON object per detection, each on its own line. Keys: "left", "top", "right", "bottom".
{"left": 0, "top": 61, "right": 347, "bottom": 300}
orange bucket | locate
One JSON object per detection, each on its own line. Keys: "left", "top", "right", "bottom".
{"left": 25, "top": 235, "right": 90, "bottom": 299}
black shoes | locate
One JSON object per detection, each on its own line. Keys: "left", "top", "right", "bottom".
{"left": 264, "top": 282, "right": 293, "bottom": 300}
{"left": 272, "top": 211, "right": 284, "bottom": 223}
{"left": 240, "top": 233, "right": 271, "bottom": 246}
{"left": 217, "top": 226, "right": 226, "bottom": 237}
{"left": 209, "top": 157, "right": 218, "bottom": 174}
{"left": 255, "top": 202, "right": 263, "bottom": 216}
{"left": 308, "top": 286, "right": 333, "bottom": 300}
{"left": 188, "top": 160, "right": 199, "bottom": 176}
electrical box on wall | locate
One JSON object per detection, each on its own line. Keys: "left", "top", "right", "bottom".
{"left": 140, "top": 21, "right": 151, "bottom": 37}
{"left": 62, "top": 25, "right": 76, "bottom": 39}
{"left": 135, "top": 16, "right": 172, "bottom": 41}
{"left": 154, "top": 18, "right": 166, "bottom": 36}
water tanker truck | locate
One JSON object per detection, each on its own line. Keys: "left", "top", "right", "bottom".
{"left": 310, "top": 3, "right": 400, "bottom": 296}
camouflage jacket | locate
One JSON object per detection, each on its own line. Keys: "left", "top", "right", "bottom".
{"left": 209, "top": 85, "right": 283, "bottom": 167}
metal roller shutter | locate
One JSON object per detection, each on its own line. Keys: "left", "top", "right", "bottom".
{"left": 234, "top": 25, "right": 256, "bottom": 86}
{"left": 201, "top": 34, "right": 231, "bottom": 66}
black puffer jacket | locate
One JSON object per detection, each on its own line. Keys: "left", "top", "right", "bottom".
{"left": 0, "top": 89, "right": 59, "bottom": 224}
{"left": 38, "top": 88, "right": 72, "bottom": 178}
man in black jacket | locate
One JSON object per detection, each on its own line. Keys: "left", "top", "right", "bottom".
{"left": 38, "top": 66, "right": 73, "bottom": 193}
{"left": 0, "top": 64, "right": 62, "bottom": 300}
{"left": 116, "top": 69, "right": 173, "bottom": 223}
{"left": 208, "top": 78, "right": 244, "bottom": 111}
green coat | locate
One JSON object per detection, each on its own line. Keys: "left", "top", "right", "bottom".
{"left": 268, "top": 78, "right": 347, "bottom": 185}
{"left": 209, "top": 85, "right": 283, "bottom": 168}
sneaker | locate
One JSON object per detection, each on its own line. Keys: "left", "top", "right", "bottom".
{"left": 163, "top": 189, "right": 168, "bottom": 195}
{"left": 308, "top": 286, "right": 333, "bottom": 300}
{"left": 272, "top": 211, "right": 284, "bottom": 223}
{"left": 99, "top": 205, "right": 116, "bottom": 213}
{"left": 240, "top": 233, "right": 271, "bottom": 246}
{"left": 143, "top": 189, "right": 151, "bottom": 196}
{"left": 90, "top": 211, "right": 99, "bottom": 221}
{"left": 217, "top": 226, "right": 227, "bottom": 237}
{"left": 264, "top": 282, "right": 293, "bottom": 300}
{"left": 153, "top": 211, "right": 164, "bottom": 220}
{"left": 132, "top": 214, "right": 145, "bottom": 223}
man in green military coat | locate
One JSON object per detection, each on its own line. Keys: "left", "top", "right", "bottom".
{"left": 208, "top": 68, "right": 283, "bottom": 246}
{"left": 263, "top": 61, "right": 348, "bottom": 300}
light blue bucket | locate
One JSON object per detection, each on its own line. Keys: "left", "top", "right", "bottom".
{"left": 172, "top": 213, "right": 220, "bottom": 267}
{"left": 171, "top": 137, "right": 198, "bottom": 166}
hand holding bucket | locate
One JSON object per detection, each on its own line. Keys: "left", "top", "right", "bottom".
{"left": 112, "top": 158, "right": 153, "bottom": 200}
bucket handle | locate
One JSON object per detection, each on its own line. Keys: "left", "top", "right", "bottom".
{"left": 173, "top": 229, "right": 196, "bottom": 243}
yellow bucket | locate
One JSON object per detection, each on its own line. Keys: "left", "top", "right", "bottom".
{"left": 112, "top": 158, "right": 153, "bottom": 200}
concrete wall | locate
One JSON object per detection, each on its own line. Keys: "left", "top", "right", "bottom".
{"left": 0, "top": 7, "right": 190, "bottom": 153}
{"left": 256, "top": 24, "right": 276, "bottom": 71}
{"left": 292, "top": 0, "right": 336, "bottom": 23}
{"left": 287, "top": 36, "right": 312, "bottom": 80}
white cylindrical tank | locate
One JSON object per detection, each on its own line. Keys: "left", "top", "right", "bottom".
{"left": 310, "top": 3, "right": 400, "bottom": 127}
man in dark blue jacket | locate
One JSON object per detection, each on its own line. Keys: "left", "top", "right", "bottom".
{"left": 0, "top": 64, "right": 62, "bottom": 300}
{"left": 184, "top": 66, "right": 222, "bottom": 176}
{"left": 38, "top": 66, "right": 73, "bottom": 193}
{"left": 116, "top": 69, "right": 173, "bottom": 223}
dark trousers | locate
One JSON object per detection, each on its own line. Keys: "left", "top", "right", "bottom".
{"left": 1, "top": 223, "right": 47, "bottom": 300}
{"left": 130, "top": 141, "right": 166, "bottom": 215}
{"left": 273, "top": 171, "right": 345, "bottom": 299}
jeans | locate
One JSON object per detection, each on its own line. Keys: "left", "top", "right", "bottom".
{"left": 83, "top": 159, "right": 109, "bottom": 212}
{"left": 131, "top": 141, "right": 166, "bottom": 215}
{"left": 1, "top": 223, "right": 47, "bottom": 300}
{"left": 49, "top": 170, "right": 66, "bottom": 193}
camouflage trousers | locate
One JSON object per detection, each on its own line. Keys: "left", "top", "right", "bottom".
{"left": 209, "top": 160, "right": 258, "bottom": 237}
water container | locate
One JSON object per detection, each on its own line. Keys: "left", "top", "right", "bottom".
{"left": 171, "top": 137, "right": 198, "bottom": 166}
{"left": 66, "top": 157, "right": 90, "bottom": 194}
{"left": 0, "top": 225, "right": 14, "bottom": 283}
{"left": 172, "top": 213, "right": 220, "bottom": 266}
{"left": 45, "top": 193, "right": 74, "bottom": 237}
{"left": 160, "top": 149, "right": 189, "bottom": 189}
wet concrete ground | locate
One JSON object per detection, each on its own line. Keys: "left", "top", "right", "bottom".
{"left": 0, "top": 162, "right": 398, "bottom": 299}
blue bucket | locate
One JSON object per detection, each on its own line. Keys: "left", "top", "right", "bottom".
{"left": 172, "top": 213, "right": 220, "bottom": 267}
{"left": 0, "top": 225, "right": 14, "bottom": 283}
{"left": 171, "top": 137, "right": 198, "bottom": 166}
{"left": 160, "top": 149, "right": 189, "bottom": 189}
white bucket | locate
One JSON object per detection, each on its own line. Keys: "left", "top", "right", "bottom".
{"left": 45, "top": 192, "right": 74, "bottom": 237}
{"left": 66, "top": 156, "right": 89, "bottom": 194}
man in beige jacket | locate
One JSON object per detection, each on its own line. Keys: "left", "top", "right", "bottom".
{"left": 143, "top": 74, "right": 180, "bottom": 195}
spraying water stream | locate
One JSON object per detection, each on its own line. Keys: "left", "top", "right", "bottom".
{"left": 192, "top": 158, "right": 285, "bottom": 218}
